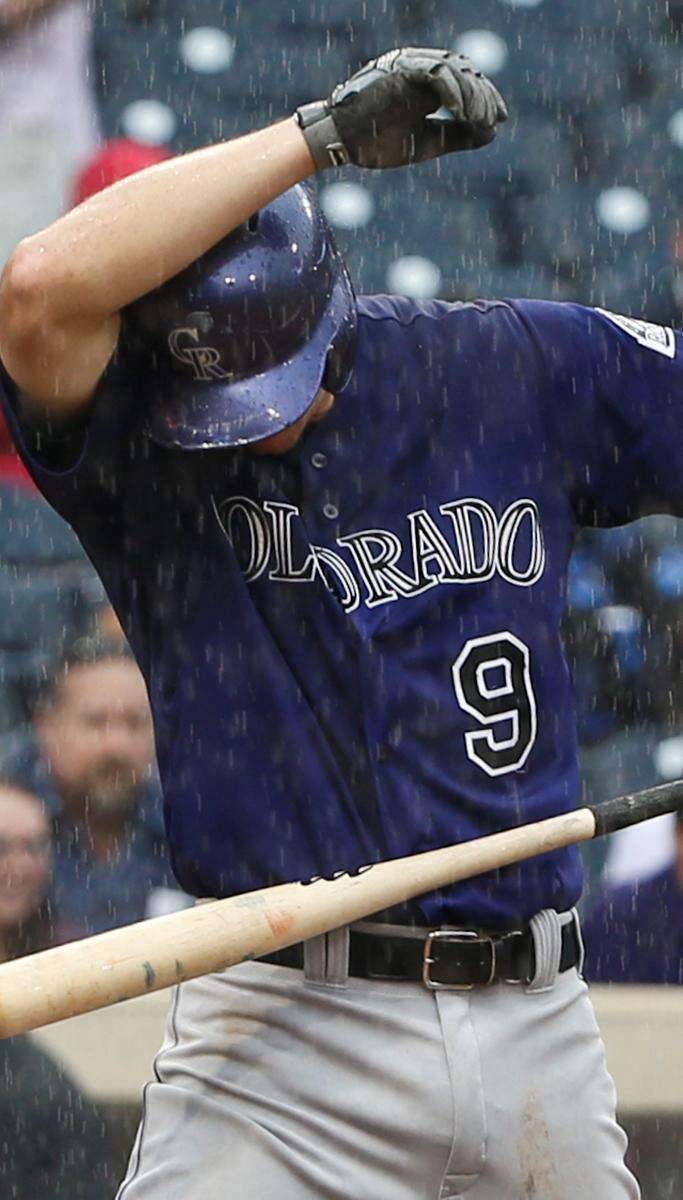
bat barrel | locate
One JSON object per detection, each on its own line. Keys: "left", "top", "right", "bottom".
{"left": 590, "top": 779, "right": 683, "bottom": 837}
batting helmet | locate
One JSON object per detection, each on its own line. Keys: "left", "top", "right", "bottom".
{"left": 125, "top": 184, "right": 357, "bottom": 449}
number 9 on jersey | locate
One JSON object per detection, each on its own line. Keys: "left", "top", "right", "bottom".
{"left": 452, "top": 632, "right": 537, "bottom": 777}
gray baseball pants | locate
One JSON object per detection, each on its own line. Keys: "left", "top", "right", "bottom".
{"left": 115, "top": 917, "right": 640, "bottom": 1200}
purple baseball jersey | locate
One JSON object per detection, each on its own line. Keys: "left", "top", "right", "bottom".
{"left": 1, "top": 295, "right": 681, "bottom": 927}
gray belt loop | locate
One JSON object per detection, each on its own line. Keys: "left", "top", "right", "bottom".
{"left": 303, "top": 928, "right": 349, "bottom": 988}
{"left": 572, "top": 908, "right": 586, "bottom": 979}
{"left": 526, "top": 908, "right": 565, "bottom": 993}
{"left": 303, "top": 934, "right": 327, "bottom": 983}
{"left": 325, "top": 927, "right": 350, "bottom": 986}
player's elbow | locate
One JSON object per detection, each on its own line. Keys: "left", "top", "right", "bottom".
{"left": 0, "top": 242, "right": 120, "bottom": 415}
{"left": 0, "top": 239, "right": 53, "bottom": 343}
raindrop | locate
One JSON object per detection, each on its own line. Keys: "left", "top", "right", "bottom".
{"left": 500, "top": 0, "right": 544, "bottom": 6}
{"left": 595, "top": 187, "right": 651, "bottom": 235}
{"left": 319, "top": 182, "right": 374, "bottom": 229}
{"left": 455, "top": 30, "right": 509, "bottom": 76}
{"left": 180, "top": 27, "right": 236, "bottom": 75}
{"left": 386, "top": 256, "right": 442, "bottom": 300}
{"left": 121, "top": 100, "right": 177, "bottom": 146}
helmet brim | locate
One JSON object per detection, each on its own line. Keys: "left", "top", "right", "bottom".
{"left": 146, "top": 270, "right": 355, "bottom": 450}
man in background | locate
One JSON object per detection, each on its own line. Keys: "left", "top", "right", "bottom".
{"left": 3, "top": 637, "right": 184, "bottom": 941}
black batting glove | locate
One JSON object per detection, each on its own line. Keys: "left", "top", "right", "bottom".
{"left": 295, "top": 47, "right": 508, "bottom": 171}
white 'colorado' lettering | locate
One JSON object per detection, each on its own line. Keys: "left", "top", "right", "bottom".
{"left": 212, "top": 495, "right": 546, "bottom": 611}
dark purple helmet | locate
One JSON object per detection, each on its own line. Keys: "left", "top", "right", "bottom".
{"left": 124, "top": 183, "right": 357, "bottom": 449}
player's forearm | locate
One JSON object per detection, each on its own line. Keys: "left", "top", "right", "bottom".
{"left": 4, "top": 118, "right": 315, "bottom": 324}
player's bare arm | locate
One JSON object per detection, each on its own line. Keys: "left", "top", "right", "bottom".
{"left": 0, "top": 118, "right": 315, "bottom": 418}
{"left": 0, "top": 47, "right": 505, "bottom": 422}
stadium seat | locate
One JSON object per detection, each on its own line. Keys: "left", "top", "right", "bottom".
{"left": 0, "top": 568, "right": 78, "bottom": 653}
{"left": 94, "top": 11, "right": 302, "bottom": 147}
{"left": 446, "top": 261, "right": 574, "bottom": 304}
{"left": 430, "top": 113, "right": 575, "bottom": 199}
{"left": 579, "top": 100, "right": 683, "bottom": 193}
{"left": 408, "top": 5, "right": 633, "bottom": 114}
{"left": 265, "top": 0, "right": 402, "bottom": 53}
{"left": 0, "top": 483, "right": 84, "bottom": 566}
{"left": 0, "top": 678, "right": 25, "bottom": 737}
{"left": 584, "top": 261, "right": 675, "bottom": 320}
{"left": 412, "top": 0, "right": 675, "bottom": 43}
{"left": 509, "top": 30, "right": 626, "bottom": 116}
{"left": 94, "top": 0, "right": 394, "bottom": 150}
{"left": 322, "top": 172, "right": 501, "bottom": 299}
{"left": 0, "top": 486, "right": 98, "bottom": 729}
{"left": 516, "top": 183, "right": 673, "bottom": 300}
{"left": 527, "top": 0, "right": 677, "bottom": 42}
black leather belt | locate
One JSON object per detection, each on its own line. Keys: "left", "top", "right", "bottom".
{"left": 260, "top": 918, "right": 582, "bottom": 990}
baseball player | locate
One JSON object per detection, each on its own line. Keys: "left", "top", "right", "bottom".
{"left": 0, "top": 46, "right": 674, "bottom": 1199}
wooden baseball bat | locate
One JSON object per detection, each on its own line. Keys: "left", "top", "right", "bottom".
{"left": 0, "top": 779, "right": 681, "bottom": 1038}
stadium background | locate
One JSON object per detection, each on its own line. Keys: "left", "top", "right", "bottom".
{"left": 0, "top": 1, "right": 682, "bottom": 1195}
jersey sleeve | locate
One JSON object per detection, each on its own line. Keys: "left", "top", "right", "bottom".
{"left": 510, "top": 299, "right": 683, "bottom": 527}
{"left": 0, "top": 347, "right": 132, "bottom": 538}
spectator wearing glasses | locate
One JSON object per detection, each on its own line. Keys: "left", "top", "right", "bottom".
{"left": 0, "top": 779, "right": 52, "bottom": 960}
{"left": 0, "top": 779, "right": 109, "bottom": 1199}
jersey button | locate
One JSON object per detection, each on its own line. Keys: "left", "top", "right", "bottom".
{"left": 323, "top": 502, "right": 339, "bottom": 520}
{"left": 311, "top": 452, "right": 327, "bottom": 469}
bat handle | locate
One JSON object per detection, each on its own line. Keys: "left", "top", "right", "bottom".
{"left": 590, "top": 779, "right": 683, "bottom": 837}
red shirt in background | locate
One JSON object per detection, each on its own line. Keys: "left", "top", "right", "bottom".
{"left": 0, "top": 408, "right": 32, "bottom": 489}
{"left": 1, "top": 138, "right": 171, "bottom": 492}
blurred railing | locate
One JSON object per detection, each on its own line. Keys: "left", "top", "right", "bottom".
{"left": 29, "top": 983, "right": 683, "bottom": 1109}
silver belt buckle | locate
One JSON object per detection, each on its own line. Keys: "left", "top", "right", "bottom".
{"left": 422, "top": 929, "right": 496, "bottom": 991}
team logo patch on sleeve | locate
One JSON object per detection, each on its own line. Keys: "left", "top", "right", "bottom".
{"left": 595, "top": 308, "right": 676, "bottom": 359}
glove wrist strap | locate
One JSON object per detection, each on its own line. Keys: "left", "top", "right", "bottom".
{"left": 295, "top": 101, "right": 350, "bottom": 171}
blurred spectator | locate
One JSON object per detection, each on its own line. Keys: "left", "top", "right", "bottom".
{"left": 0, "top": 478, "right": 99, "bottom": 745}
{"left": 0, "top": 0, "right": 99, "bottom": 267}
{"left": 2, "top": 636, "right": 185, "bottom": 941}
{"left": 583, "top": 811, "right": 683, "bottom": 984}
{"left": 0, "top": 409, "right": 31, "bottom": 489}
{"left": 573, "top": 516, "right": 683, "bottom": 896}
{"left": 0, "top": 781, "right": 53, "bottom": 959}
{"left": 91, "top": 599, "right": 130, "bottom": 647}
{"left": 0, "top": 780, "right": 110, "bottom": 1199}
{"left": 580, "top": 724, "right": 680, "bottom": 896}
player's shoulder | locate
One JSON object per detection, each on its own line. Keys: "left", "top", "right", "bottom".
{"left": 355, "top": 292, "right": 590, "bottom": 345}
{"left": 356, "top": 292, "right": 508, "bottom": 329}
